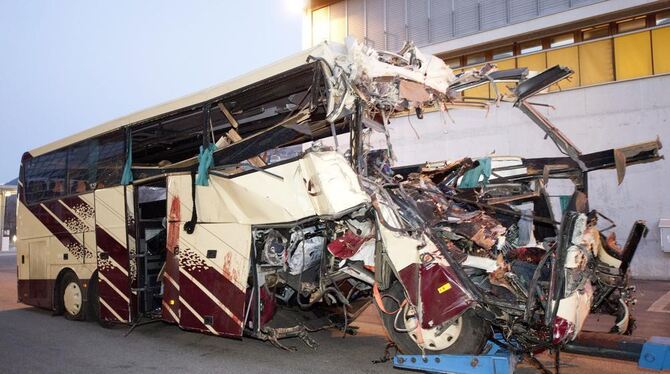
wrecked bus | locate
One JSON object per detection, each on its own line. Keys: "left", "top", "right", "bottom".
{"left": 16, "top": 39, "right": 662, "bottom": 357}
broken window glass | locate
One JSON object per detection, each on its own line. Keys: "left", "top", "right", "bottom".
{"left": 95, "top": 131, "right": 125, "bottom": 188}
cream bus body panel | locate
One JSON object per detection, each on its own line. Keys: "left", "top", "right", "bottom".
{"left": 171, "top": 151, "right": 370, "bottom": 225}
{"left": 162, "top": 151, "right": 369, "bottom": 336}
{"left": 16, "top": 194, "right": 98, "bottom": 309}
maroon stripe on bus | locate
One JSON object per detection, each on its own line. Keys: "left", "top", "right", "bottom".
{"left": 27, "top": 204, "right": 84, "bottom": 251}
{"left": 42, "top": 200, "right": 87, "bottom": 231}
{"left": 179, "top": 271, "right": 243, "bottom": 336}
{"left": 60, "top": 195, "right": 94, "bottom": 218}
{"left": 95, "top": 225, "right": 129, "bottom": 272}
{"left": 99, "top": 264, "right": 131, "bottom": 298}
{"left": 184, "top": 266, "right": 246, "bottom": 321}
{"left": 99, "top": 295, "right": 128, "bottom": 322}
{"left": 17, "top": 279, "right": 55, "bottom": 310}
{"left": 177, "top": 299, "right": 208, "bottom": 333}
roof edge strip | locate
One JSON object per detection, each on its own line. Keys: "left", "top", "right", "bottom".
{"left": 30, "top": 43, "right": 330, "bottom": 158}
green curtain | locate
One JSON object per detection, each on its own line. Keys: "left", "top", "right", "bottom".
{"left": 196, "top": 143, "right": 217, "bottom": 186}
{"left": 120, "top": 136, "right": 133, "bottom": 185}
{"left": 458, "top": 157, "right": 492, "bottom": 188}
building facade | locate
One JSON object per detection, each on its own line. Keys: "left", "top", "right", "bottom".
{"left": 305, "top": 0, "right": 670, "bottom": 279}
{"left": 0, "top": 181, "right": 17, "bottom": 251}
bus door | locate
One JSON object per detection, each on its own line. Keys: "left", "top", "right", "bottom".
{"left": 166, "top": 174, "right": 248, "bottom": 337}
{"left": 94, "top": 186, "right": 134, "bottom": 323}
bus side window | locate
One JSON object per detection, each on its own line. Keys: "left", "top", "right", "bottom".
{"left": 67, "top": 140, "right": 95, "bottom": 194}
{"left": 95, "top": 130, "right": 125, "bottom": 187}
{"left": 26, "top": 180, "right": 47, "bottom": 203}
{"left": 24, "top": 149, "right": 67, "bottom": 204}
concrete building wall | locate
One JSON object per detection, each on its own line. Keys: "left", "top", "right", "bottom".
{"left": 380, "top": 75, "right": 670, "bottom": 279}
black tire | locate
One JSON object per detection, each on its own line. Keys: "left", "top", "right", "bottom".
{"left": 378, "top": 280, "right": 489, "bottom": 355}
{"left": 61, "top": 271, "right": 86, "bottom": 321}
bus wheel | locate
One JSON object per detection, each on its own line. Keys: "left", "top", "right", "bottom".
{"left": 61, "top": 272, "right": 86, "bottom": 321}
{"left": 378, "top": 281, "right": 488, "bottom": 355}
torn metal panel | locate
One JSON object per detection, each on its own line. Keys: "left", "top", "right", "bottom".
{"left": 513, "top": 65, "right": 573, "bottom": 102}
{"left": 32, "top": 36, "right": 660, "bottom": 358}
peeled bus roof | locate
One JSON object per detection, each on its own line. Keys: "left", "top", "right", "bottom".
{"left": 29, "top": 44, "right": 326, "bottom": 158}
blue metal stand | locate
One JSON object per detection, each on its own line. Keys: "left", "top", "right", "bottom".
{"left": 393, "top": 340, "right": 517, "bottom": 374}
{"left": 639, "top": 336, "right": 670, "bottom": 371}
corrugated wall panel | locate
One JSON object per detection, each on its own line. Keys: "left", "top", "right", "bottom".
{"left": 572, "top": 0, "right": 603, "bottom": 5}
{"left": 508, "top": 0, "right": 538, "bottom": 23}
{"left": 479, "top": 0, "right": 507, "bottom": 31}
{"left": 386, "top": 0, "right": 407, "bottom": 51}
{"left": 407, "top": 0, "right": 429, "bottom": 46}
{"left": 539, "top": 0, "right": 570, "bottom": 16}
{"left": 453, "top": 0, "right": 478, "bottom": 36}
{"left": 347, "top": 0, "right": 366, "bottom": 43}
{"left": 366, "top": 0, "right": 386, "bottom": 49}
{"left": 429, "top": 0, "right": 453, "bottom": 43}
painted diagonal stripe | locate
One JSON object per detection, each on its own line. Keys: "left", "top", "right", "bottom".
{"left": 99, "top": 273, "right": 130, "bottom": 303}
{"left": 179, "top": 296, "right": 218, "bottom": 335}
{"left": 59, "top": 196, "right": 95, "bottom": 227}
{"left": 96, "top": 246, "right": 129, "bottom": 277}
{"left": 27, "top": 203, "right": 83, "bottom": 250}
{"left": 179, "top": 268, "right": 243, "bottom": 327}
{"left": 42, "top": 200, "right": 92, "bottom": 235}
{"left": 163, "top": 272, "right": 179, "bottom": 291}
{"left": 180, "top": 236, "right": 246, "bottom": 291}
{"left": 100, "top": 297, "right": 127, "bottom": 322}
{"left": 95, "top": 225, "right": 129, "bottom": 272}
{"left": 162, "top": 300, "right": 179, "bottom": 323}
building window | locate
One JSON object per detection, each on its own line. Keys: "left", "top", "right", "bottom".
{"left": 492, "top": 46, "right": 513, "bottom": 60}
{"left": 582, "top": 24, "right": 609, "bottom": 41}
{"left": 466, "top": 53, "right": 485, "bottom": 65}
{"left": 656, "top": 10, "right": 670, "bottom": 26}
{"left": 617, "top": 16, "right": 646, "bottom": 33}
{"left": 550, "top": 33, "right": 574, "bottom": 48}
{"left": 444, "top": 57, "right": 461, "bottom": 69}
{"left": 520, "top": 40, "right": 542, "bottom": 54}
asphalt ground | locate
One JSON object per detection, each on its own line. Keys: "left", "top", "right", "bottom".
{"left": 1, "top": 251, "right": 668, "bottom": 373}
{"left": 0, "top": 252, "right": 391, "bottom": 374}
